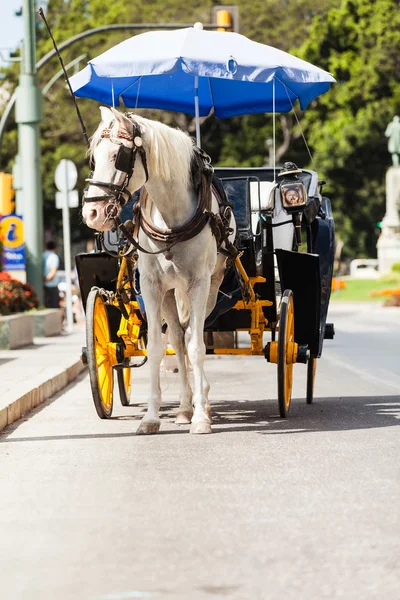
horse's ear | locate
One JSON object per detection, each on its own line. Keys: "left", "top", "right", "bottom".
{"left": 99, "top": 106, "right": 114, "bottom": 124}
{"left": 111, "top": 107, "right": 133, "bottom": 133}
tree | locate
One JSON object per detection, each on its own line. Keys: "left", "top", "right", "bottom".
{"left": 6, "top": 0, "right": 379, "bottom": 254}
{"left": 295, "top": 0, "right": 400, "bottom": 257}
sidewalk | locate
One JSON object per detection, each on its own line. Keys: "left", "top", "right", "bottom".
{"left": 0, "top": 324, "right": 87, "bottom": 433}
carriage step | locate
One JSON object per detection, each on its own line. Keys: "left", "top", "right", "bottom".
{"left": 324, "top": 323, "right": 335, "bottom": 339}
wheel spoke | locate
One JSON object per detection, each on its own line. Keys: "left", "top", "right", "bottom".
{"left": 99, "top": 364, "right": 112, "bottom": 408}
{"left": 94, "top": 309, "right": 109, "bottom": 344}
{"left": 95, "top": 349, "right": 108, "bottom": 368}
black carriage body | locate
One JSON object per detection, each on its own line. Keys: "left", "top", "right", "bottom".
{"left": 76, "top": 167, "right": 335, "bottom": 357}
{"left": 75, "top": 252, "right": 119, "bottom": 311}
{"left": 75, "top": 252, "right": 123, "bottom": 341}
{"left": 205, "top": 167, "right": 335, "bottom": 357}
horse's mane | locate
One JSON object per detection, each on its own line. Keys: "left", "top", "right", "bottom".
{"left": 89, "top": 111, "right": 195, "bottom": 188}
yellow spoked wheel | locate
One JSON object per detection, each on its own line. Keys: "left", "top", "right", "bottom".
{"left": 306, "top": 357, "right": 317, "bottom": 404}
{"left": 117, "top": 367, "right": 132, "bottom": 406}
{"left": 277, "top": 289, "right": 295, "bottom": 418}
{"left": 86, "top": 289, "right": 114, "bottom": 419}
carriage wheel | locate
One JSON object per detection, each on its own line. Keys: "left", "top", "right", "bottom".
{"left": 277, "top": 289, "right": 295, "bottom": 418}
{"left": 306, "top": 357, "right": 317, "bottom": 404}
{"left": 117, "top": 368, "right": 132, "bottom": 406}
{"left": 86, "top": 289, "right": 114, "bottom": 419}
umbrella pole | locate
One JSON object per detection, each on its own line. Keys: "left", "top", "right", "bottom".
{"left": 272, "top": 77, "right": 276, "bottom": 181}
{"left": 195, "top": 75, "right": 201, "bottom": 148}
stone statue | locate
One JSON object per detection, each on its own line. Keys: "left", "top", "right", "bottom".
{"left": 385, "top": 115, "right": 400, "bottom": 167}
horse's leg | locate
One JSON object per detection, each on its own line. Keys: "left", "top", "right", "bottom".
{"left": 187, "top": 278, "right": 212, "bottom": 434}
{"left": 137, "top": 280, "right": 164, "bottom": 435}
{"left": 162, "top": 290, "right": 193, "bottom": 424}
{"left": 206, "top": 266, "right": 226, "bottom": 318}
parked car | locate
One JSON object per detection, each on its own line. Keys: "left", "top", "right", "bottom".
{"left": 349, "top": 259, "right": 379, "bottom": 279}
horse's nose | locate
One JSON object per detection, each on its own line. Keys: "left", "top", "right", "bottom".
{"left": 89, "top": 208, "right": 98, "bottom": 221}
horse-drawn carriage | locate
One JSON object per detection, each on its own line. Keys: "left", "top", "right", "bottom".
{"left": 76, "top": 154, "right": 335, "bottom": 422}
{"left": 64, "top": 23, "right": 337, "bottom": 433}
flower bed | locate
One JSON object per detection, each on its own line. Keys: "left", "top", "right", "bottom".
{"left": 0, "top": 273, "right": 40, "bottom": 349}
{"left": 0, "top": 272, "right": 39, "bottom": 315}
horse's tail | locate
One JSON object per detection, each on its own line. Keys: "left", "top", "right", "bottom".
{"left": 174, "top": 289, "right": 190, "bottom": 329}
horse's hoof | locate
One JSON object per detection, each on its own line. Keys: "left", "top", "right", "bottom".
{"left": 175, "top": 410, "right": 193, "bottom": 425}
{"left": 190, "top": 421, "right": 212, "bottom": 434}
{"left": 136, "top": 420, "right": 160, "bottom": 435}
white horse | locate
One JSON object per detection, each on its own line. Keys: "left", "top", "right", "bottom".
{"left": 82, "top": 107, "right": 236, "bottom": 434}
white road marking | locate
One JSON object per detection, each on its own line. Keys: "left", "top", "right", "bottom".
{"left": 324, "top": 354, "right": 400, "bottom": 394}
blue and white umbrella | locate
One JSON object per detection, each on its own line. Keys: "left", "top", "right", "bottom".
{"left": 70, "top": 24, "right": 335, "bottom": 145}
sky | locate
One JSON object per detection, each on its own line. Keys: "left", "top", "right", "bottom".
{"left": 0, "top": 1, "right": 25, "bottom": 68}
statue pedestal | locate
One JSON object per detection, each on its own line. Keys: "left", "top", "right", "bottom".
{"left": 377, "top": 167, "right": 400, "bottom": 273}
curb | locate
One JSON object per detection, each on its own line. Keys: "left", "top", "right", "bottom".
{"left": 0, "top": 360, "right": 87, "bottom": 434}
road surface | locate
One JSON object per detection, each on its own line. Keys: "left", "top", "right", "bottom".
{"left": 1, "top": 304, "right": 399, "bottom": 600}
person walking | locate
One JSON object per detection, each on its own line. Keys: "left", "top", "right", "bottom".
{"left": 42, "top": 241, "right": 61, "bottom": 308}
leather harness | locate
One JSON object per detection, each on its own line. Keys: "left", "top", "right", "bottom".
{"left": 85, "top": 119, "right": 236, "bottom": 259}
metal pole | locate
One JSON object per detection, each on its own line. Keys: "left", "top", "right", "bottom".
{"left": 62, "top": 163, "right": 73, "bottom": 334}
{"left": 194, "top": 76, "right": 201, "bottom": 148}
{"left": 15, "top": 0, "right": 44, "bottom": 302}
{"left": 272, "top": 78, "right": 276, "bottom": 182}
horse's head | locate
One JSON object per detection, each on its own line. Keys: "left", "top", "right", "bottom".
{"left": 82, "top": 107, "right": 148, "bottom": 231}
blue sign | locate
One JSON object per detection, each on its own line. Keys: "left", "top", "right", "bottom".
{"left": 0, "top": 214, "right": 26, "bottom": 271}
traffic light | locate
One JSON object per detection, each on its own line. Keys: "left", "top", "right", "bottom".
{"left": 216, "top": 9, "right": 233, "bottom": 32}
{"left": 0, "top": 173, "right": 15, "bottom": 215}
{"left": 213, "top": 6, "right": 239, "bottom": 33}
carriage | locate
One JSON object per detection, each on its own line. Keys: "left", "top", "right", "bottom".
{"left": 64, "top": 23, "right": 337, "bottom": 433}
{"left": 76, "top": 160, "right": 335, "bottom": 421}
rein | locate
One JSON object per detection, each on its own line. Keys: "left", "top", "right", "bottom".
{"left": 136, "top": 147, "right": 213, "bottom": 247}
{"left": 113, "top": 148, "right": 214, "bottom": 258}
{"left": 116, "top": 149, "right": 237, "bottom": 260}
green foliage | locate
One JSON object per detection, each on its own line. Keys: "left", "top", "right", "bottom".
{"left": 296, "top": 0, "right": 400, "bottom": 257}
{"left": 330, "top": 277, "right": 398, "bottom": 302}
{"left": 391, "top": 262, "right": 400, "bottom": 273}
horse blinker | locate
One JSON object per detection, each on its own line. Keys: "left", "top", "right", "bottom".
{"left": 115, "top": 144, "right": 134, "bottom": 174}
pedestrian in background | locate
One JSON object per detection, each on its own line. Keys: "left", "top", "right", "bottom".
{"left": 42, "top": 241, "right": 60, "bottom": 308}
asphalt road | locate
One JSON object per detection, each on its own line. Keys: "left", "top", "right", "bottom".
{"left": 1, "top": 304, "right": 399, "bottom": 600}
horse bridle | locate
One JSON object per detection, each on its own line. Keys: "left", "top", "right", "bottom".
{"left": 84, "top": 122, "right": 149, "bottom": 211}
{"left": 83, "top": 124, "right": 232, "bottom": 260}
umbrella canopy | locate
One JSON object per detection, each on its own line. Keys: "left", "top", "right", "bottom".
{"left": 70, "top": 26, "right": 335, "bottom": 118}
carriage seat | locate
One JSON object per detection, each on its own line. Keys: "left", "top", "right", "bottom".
{"left": 249, "top": 181, "right": 277, "bottom": 236}
{"left": 249, "top": 181, "right": 277, "bottom": 212}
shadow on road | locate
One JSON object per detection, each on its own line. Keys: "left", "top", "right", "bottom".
{"left": 1, "top": 394, "right": 399, "bottom": 443}
{"left": 210, "top": 394, "right": 400, "bottom": 434}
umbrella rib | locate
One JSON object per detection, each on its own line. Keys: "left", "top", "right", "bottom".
{"left": 208, "top": 77, "right": 216, "bottom": 114}
{"left": 118, "top": 76, "right": 142, "bottom": 104}
{"left": 278, "top": 78, "right": 318, "bottom": 172}
{"left": 273, "top": 75, "right": 300, "bottom": 104}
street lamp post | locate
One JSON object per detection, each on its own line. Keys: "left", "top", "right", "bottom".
{"left": 15, "top": 0, "right": 44, "bottom": 302}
